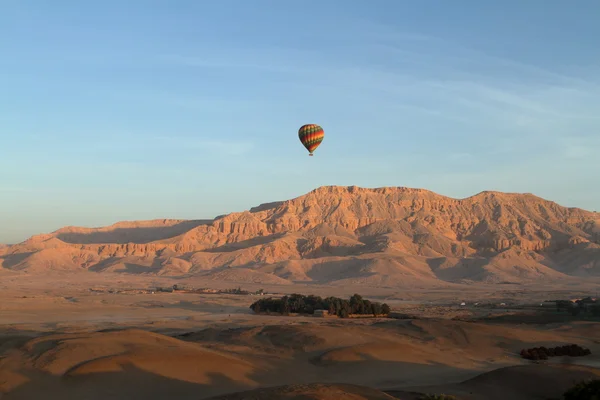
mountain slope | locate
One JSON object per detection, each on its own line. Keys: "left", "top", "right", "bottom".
{"left": 1, "top": 186, "right": 598, "bottom": 286}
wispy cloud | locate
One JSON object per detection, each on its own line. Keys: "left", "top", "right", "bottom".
{"left": 156, "top": 49, "right": 323, "bottom": 75}
{"left": 190, "top": 139, "right": 254, "bottom": 156}
{"left": 157, "top": 54, "right": 292, "bottom": 73}
{"left": 100, "top": 87, "right": 269, "bottom": 111}
{"left": 557, "top": 135, "right": 600, "bottom": 160}
{"left": 150, "top": 136, "right": 254, "bottom": 156}
{"left": 447, "top": 152, "right": 476, "bottom": 161}
{"left": 360, "top": 21, "right": 598, "bottom": 85}
{"left": 564, "top": 145, "right": 591, "bottom": 159}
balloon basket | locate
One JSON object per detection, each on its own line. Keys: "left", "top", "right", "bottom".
{"left": 309, "top": 153, "right": 313, "bottom": 156}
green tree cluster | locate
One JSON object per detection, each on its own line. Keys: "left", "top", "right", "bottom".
{"left": 250, "top": 293, "right": 391, "bottom": 318}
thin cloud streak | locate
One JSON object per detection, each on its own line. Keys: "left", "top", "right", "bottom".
{"left": 150, "top": 136, "right": 255, "bottom": 156}
{"left": 362, "top": 21, "right": 599, "bottom": 87}
{"left": 156, "top": 50, "right": 324, "bottom": 75}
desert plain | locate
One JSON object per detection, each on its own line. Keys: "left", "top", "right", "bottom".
{"left": 1, "top": 185, "right": 599, "bottom": 399}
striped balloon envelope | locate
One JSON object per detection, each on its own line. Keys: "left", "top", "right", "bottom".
{"left": 298, "top": 124, "right": 324, "bottom": 156}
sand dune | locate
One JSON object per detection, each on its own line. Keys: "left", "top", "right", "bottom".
{"left": 2, "top": 186, "right": 599, "bottom": 287}
{"left": 392, "top": 364, "right": 600, "bottom": 400}
{"left": 206, "top": 383, "right": 400, "bottom": 400}
{"left": 208, "top": 362, "right": 600, "bottom": 400}
{"left": 2, "top": 317, "right": 599, "bottom": 399}
{"left": 0, "top": 329, "right": 262, "bottom": 399}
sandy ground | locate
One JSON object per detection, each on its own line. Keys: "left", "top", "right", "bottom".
{"left": 1, "top": 272, "right": 599, "bottom": 399}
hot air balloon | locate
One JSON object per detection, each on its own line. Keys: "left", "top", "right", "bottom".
{"left": 298, "top": 124, "right": 324, "bottom": 156}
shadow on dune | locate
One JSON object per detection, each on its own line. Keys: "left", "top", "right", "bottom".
{"left": 1, "top": 363, "right": 250, "bottom": 400}
{"left": 5, "top": 360, "right": 599, "bottom": 400}
{"left": 471, "top": 313, "right": 587, "bottom": 325}
{"left": 205, "top": 382, "right": 403, "bottom": 400}
{"left": 56, "top": 220, "right": 211, "bottom": 245}
{"left": 0, "top": 328, "right": 259, "bottom": 400}
{"left": 387, "top": 363, "right": 600, "bottom": 400}
{"left": 173, "top": 324, "right": 493, "bottom": 391}
{"left": 0, "top": 329, "right": 44, "bottom": 354}
{"left": 197, "top": 363, "right": 600, "bottom": 399}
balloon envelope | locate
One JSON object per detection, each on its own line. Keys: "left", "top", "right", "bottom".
{"left": 298, "top": 124, "right": 324, "bottom": 156}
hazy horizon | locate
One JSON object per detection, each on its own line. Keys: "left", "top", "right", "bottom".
{"left": 2, "top": 0, "right": 599, "bottom": 243}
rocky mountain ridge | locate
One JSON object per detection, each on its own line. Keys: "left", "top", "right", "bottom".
{"left": 1, "top": 186, "right": 599, "bottom": 286}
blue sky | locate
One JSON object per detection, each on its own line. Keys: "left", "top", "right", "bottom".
{"left": 1, "top": 0, "right": 599, "bottom": 243}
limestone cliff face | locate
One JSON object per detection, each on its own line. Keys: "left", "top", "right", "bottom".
{"left": 165, "top": 186, "right": 598, "bottom": 253}
{"left": 2, "top": 186, "right": 598, "bottom": 284}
